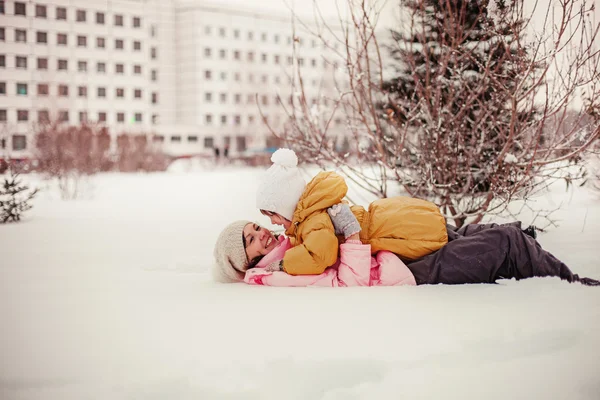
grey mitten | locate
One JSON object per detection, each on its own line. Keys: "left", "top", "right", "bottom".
{"left": 327, "top": 203, "right": 361, "bottom": 239}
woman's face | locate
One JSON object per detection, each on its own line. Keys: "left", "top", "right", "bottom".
{"left": 243, "top": 223, "right": 278, "bottom": 261}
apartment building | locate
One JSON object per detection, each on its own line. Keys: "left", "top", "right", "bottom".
{"left": 0, "top": 0, "right": 345, "bottom": 159}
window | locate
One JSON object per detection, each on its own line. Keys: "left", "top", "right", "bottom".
{"left": 274, "top": 34, "right": 279, "bottom": 43}
{"left": 133, "top": 65, "right": 141, "bottom": 74}
{"left": 247, "top": 94, "right": 254, "bottom": 104}
{"left": 36, "top": 31, "right": 47, "bottom": 43}
{"left": 234, "top": 50, "right": 240, "bottom": 60}
{"left": 0, "top": 27, "right": 4, "bottom": 41}
{"left": 248, "top": 73, "right": 254, "bottom": 82}
{"left": 134, "top": 113, "right": 142, "bottom": 122}
{"left": 14, "top": 2, "right": 26, "bottom": 16}
{"left": 248, "top": 31, "right": 253, "bottom": 41}
{"left": 134, "top": 89, "right": 142, "bottom": 99}
{"left": 220, "top": 93, "right": 227, "bottom": 103}
{"left": 234, "top": 94, "right": 241, "bottom": 104}
{"left": 204, "top": 26, "right": 211, "bottom": 35}
{"left": 219, "top": 49, "right": 226, "bottom": 59}
{"left": 204, "top": 48, "right": 211, "bottom": 57}
{"left": 261, "top": 75, "right": 267, "bottom": 83}
{"left": 234, "top": 29, "right": 240, "bottom": 38}
{"left": 77, "top": 35, "right": 87, "bottom": 47}
{"left": 188, "top": 136, "right": 198, "bottom": 143}
{"left": 247, "top": 52, "right": 254, "bottom": 62}
{"left": 219, "top": 27, "right": 225, "bottom": 37}
{"left": 221, "top": 115, "right": 227, "bottom": 125}
{"left": 0, "top": 1, "right": 4, "bottom": 14}
{"left": 57, "top": 33, "right": 67, "bottom": 45}
{"left": 298, "top": 58, "right": 304, "bottom": 66}
{"left": 78, "top": 86, "right": 87, "bottom": 97}
{"left": 133, "top": 16, "right": 141, "bottom": 27}
{"left": 79, "top": 111, "right": 88, "bottom": 123}
{"left": 150, "top": 47, "right": 157, "bottom": 59}
{"left": 115, "top": 39, "right": 123, "bottom": 50}
{"left": 151, "top": 70, "right": 157, "bottom": 81}
{"left": 38, "top": 110, "right": 49, "bottom": 123}
{"left": 96, "top": 12, "right": 104, "bottom": 24}
{"left": 116, "top": 88, "right": 124, "bottom": 98}
{"left": 171, "top": 135, "right": 181, "bottom": 143}
{"left": 115, "top": 63, "right": 124, "bottom": 74}
{"left": 58, "top": 110, "right": 69, "bottom": 122}
{"left": 77, "top": 61, "right": 87, "bottom": 72}
{"left": 205, "top": 115, "right": 212, "bottom": 125}
{"left": 275, "top": 76, "right": 280, "bottom": 84}
{"left": 37, "top": 57, "right": 48, "bottom": 69}
{"left": 37, "top": 83, "right": 48, "bottom": 95}
{"left": 16, "top": 29, "right": 27, "bottom": 42}
{"left": 76, "top": 9, "right": 86, "bottom": 22}
{"left": 36, "top": 4, "right": 46, "bottom": 18}
{"left": 0, "top": 110, "right": 6, "bottom": 122}
{"left": 58, "top": 84, "right": 68, "bottom": 96}
{"left": 204, "top": 137, "right": 214, "bottom": 148}
{"left": 0, "top": 55, "right": 4, "bottom": 67}
{"left": 152, "top": 134, "right": 164, "bottom": 142}
{"left": 12, "top": 135, "right": 26, "bottom": 151}
{"left": 97, "top": 87, "right": 106, "bottom": 98}
{"left": 57, "top": 59, "right": 67, "bottom": 70}
{"left": 0, "top": 138, "right": 4, "bottom": 149}
{"left": 287, "top": 56, "right": 293, "bottom": 65}
{"left": 151, "top": 92, "right": 158, "bottom": 104}
{"left": 261, "top": 32, "right": 267, "bottom": 42}
{"left": 151, "top": 114, "right": 158, "bottom": 125}
{"left": 234, "top": 72, "right": 240, "bottom": 81}
{"left": 261, "top": 95, "right": 268, "bottom": 105}
{"left": 205, "top": 70, "right": 212, "bottom": 79}
{"left": 133, "top": 41, "right": 141, "bottom": 51}
{"left": 234, "top": 115, "right": 241, "bottom": 125}
{"left": 16, "top": 56, "right": 27, "bottom": 69}
{"left": 97, "top": 62, "right": 106, "bottom": 73}
{"left": 97, "top": 37, "right": 105, "bottom": 48}
{"left": 261, "top": 53, "right": 267, "bottom": 63}
{"left": 17, "top": 110, "right": 29, "bottom": 121}
{"left": 220, "top": 72, "right": 226, "bottom": 81}
{"left": 56, "top": 7, "right": 66, "bottom": 20}
{"left": 114, "top": 14, "right": 123, "bottom": 26}
{"left": 0, "top": 82, "right": 5, "bottom": 95}
{"left": 117, "top": 112, "right": 125, "bottom": 122}
{"left": 98, "top": 112, "right": 106, "bottom": 122}
{"left": 150, "top": 25, "right": 157, "bottom": 37}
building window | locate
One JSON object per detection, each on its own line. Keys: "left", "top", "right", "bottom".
{"left": 79, "top": 111, "right": 88, "bottom": 123}
{"left": 248, "top": 73, "right": 254, "bottom": 83}
{"left": 36, "top": 31, "right": 47, "bottom": 43}
{"left": 0, "top": 55, "right": 4, "bottom": 67}
{"left": 56, "top": 7, "right": 66, "bottom": 20}
{"left": 134, "top": 113, "right": 142, "bottom": 122}
{"left": 221, "top": 115, "right": 227, "bottom": 125}
{"left": 37, "top": 83, "right": 48, "bottom": 96}
{"left": 218, "top": 49, "right": 225, "bottom": 59}
{"left": 96, "top": 12, "right": 104, "bottom": 24}
{"left": 133, "top": 17, "right": 141, "bottom": 28}
{"left": 220, "top": 93, "right": 227, "bottom": 103}
{"left": 77, "top": 61, "right": 87, "bottom": 72}
{"left": 188, "top": 135, "right": 198, "bottom": 143}
{"left": 57, "top": 59, "right": 68, "bottom": 70}
{"left": 0, "top": 82, "right": 5, "bottom": 95}
{"left": 16, "top": 83, "right": 27, "bottom": 95}
{"left": 234, "top": 29, "right": 240, "bottom": 38}
{"left": 57, "top": 33, "right": 67, "bottom": 45}
{"left": 117, "top": 112, "right": 125, "bottom": 122}
{"left": 98, "top": 112, "right": 106, "bottom": 122}
{"left": 204, "top": 26, "right": 211, "bottom": 35}
{"left": 133, "top": 65, "right": 142, "bottom": 74}
{"left": 234, "top": 94, "right": 241, "bottom": 104}
{"left": 261, "top": 75, "right": 268, "bottom": 83}
{"left": 115, "top": 39, "right": 123, "bottom": 50}
{"left": 205, "top": 114, "right": 212, "bottom": 124}
{"left": 248, "top": 31, "right": 253, "bottom": 41}
{"left": 78, "top": 86, "right": 87, "bottom": 97}
{"left": 17, "top": 110, "right": 29, "bottom": 121}
{"left": 151, "top": 70, "right": 157, "bottom": 81}
{"left": 247, "top": 52, "right": 254, "bottom": 62}
{"left": 0, "top": 28, "right": 4, "bottom": 41}
{"left": 134, "top": 89, "right": 142, "bottom": 99}
{"left": 58, "top": 84, "right": 68, "bottom": 96}
{"left": 0, "top": 110, "right": 6, "bottom": 122}
{"left": 220, "top": 72, "right": 227, "bottom": 81}
{"left": 35, "top": 4, "right": 46, "bottom": 18}
{"left": 234, "top": 115, "right": 241, "bottom": 125}
{"left": 97, "top": 62, "right": 106, "bottom": 73}
{"left": 133, "top": 41, "right": 141, "bottom": 51}
{"left": 16, "top": 29, "right": 27, "bottom": 42}
{"left": 150, "top": 47, "right": 157, "bottom": 59}
{"left": 150, "top": 25, "right": 157, "bottom": 37}
{"left": 116, "top": 88, "right": 124, "bottom": 98}
{"left": 204, "top": 48, "right": 211, "bottom": 57}
{"left": 247, "top": 94, "right": 254, "bottom": 104}
{"left": 234, "top": 72, "right": 240, "bottom": 81}
{"left": 38, "top": 110, "right": 49, "bottom": 123}
{"left": 219, "top": 27, "right": 226, "bottom": 37}
{"left": 115, "top": 63, "right": 124, "bottom": 74}
{"left": 234, "top": 50, "right": 240, "bottom": 60}
{"left": 274, "top": 34, "right": 279, "bottom": 43}
{"left": 311, "top": 58, "right": 317, "bottom": 67}
{"left": 76, "top": 9, "right": 86, "bottom": 22}
{"left": 97, "top": 87, "right": 106, "bottom": 98}
{"left": 152, "top": 135, "right": 164, "bottom": 143}
{"left": 171, "top": 135, "right": 181, "bottom": 143}
{"left": 236, "top": 136, "right": 247, "bottom": 152}
{"left": 261, "top": 32, "right": 267, "bottom": 42}
{"left": 261, "top": 53, "right": 267, "bottom": 63}
{"left": 151, "top": 114, "right": 158, "bottom": 125}
{"left": 204, "top": 137, "right": 214, "bottom": 148}
{"left": 58, "top": 110, "right": 69, "bottom": 122}
{"left": 97, "top": 37, "right": 105, "bottom": 48}
{"left": 205, "top": 70, "right": 212, "bottom": 79}
{"left": 77, "top": 35, "right": 87, "bottom": 47}
{"left": 12, "top": 135, "right": 26, "bottom": 151}
{"left": 151, "top": 92, "right": 158, "bottom": 104}
{"left": 114, "top": 14, "right": 123, "bottom": 26}
{"left": 261, "top": 95, "right": 268, "bottom": 105}
{"left": 37, "top": 57, "right": 48, "bottom": 69}
{"left": 14, "top": 2, "right": 26, "bottom": 16}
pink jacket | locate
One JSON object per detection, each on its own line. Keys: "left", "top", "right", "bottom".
{"left": 244, "top": 236, "right": 417, "bottom": 287}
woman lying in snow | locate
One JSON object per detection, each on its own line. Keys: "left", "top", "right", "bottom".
{"left": 212, "top": 212, "right": 600, "bottom": 287}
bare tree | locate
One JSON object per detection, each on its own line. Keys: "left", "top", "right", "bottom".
{"left": 265, "top": 0, "right": 600, "bottom": 227}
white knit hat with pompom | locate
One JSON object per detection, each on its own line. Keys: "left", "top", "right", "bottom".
{"left": 256, "top": 148, "right": 306, "bottom": 221}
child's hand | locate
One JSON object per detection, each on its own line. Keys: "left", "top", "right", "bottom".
{"left": 264, "top": 260, "right": 284, "bottom": 272}
{"left": 327, "top": 203, "right": 361, "bottom": 239}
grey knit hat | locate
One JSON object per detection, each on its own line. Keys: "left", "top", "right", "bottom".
{"left": 212, "top": 220, "right": 251, "bottom": 283}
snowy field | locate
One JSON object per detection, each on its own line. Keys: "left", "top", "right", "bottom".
{"left": 1, "top": 164, "right": 599, "bottom": 400}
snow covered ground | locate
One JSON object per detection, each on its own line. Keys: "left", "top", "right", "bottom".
{"left": 1, "top": 164, "right": 599, "bottom": 400}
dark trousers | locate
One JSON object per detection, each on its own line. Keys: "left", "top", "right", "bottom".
{"left": 406, "top": 222, "right": 598, "bottom": 285}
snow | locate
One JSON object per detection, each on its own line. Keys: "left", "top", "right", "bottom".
{"left": 1, "top": 165, "right": 599, "bottom": 399}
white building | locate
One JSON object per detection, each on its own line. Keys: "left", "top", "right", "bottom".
{"left": 0, "top": 0, "right": 345, "bottom": 160}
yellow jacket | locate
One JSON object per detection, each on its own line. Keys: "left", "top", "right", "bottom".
{"left": 282, "top": 171, "right": 448, "bottom": 275}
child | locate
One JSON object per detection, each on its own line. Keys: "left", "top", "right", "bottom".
{"left": 255, "top": 148, "right": 448, "bottom": 275}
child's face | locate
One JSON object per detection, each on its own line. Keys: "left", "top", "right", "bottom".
{"left": 261, "top": 210, "right": 291, "bottom": 230}
{"left": 243, "top": 223, "right": 278, "bottom": 261}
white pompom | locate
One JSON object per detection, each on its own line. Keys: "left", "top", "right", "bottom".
{"left": 271, "top": 148, "right": 298, "bottom": 168}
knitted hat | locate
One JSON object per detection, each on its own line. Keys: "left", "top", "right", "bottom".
{"left": 213, "top": 220, "right": 251, "bottom": 283}
{"left": 256, "top": 148, "right": 306, "bottom": 221}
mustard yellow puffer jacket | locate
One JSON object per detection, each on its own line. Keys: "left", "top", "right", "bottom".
{"left": 282, "top": 171, "right": 449, "bottom": 275}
